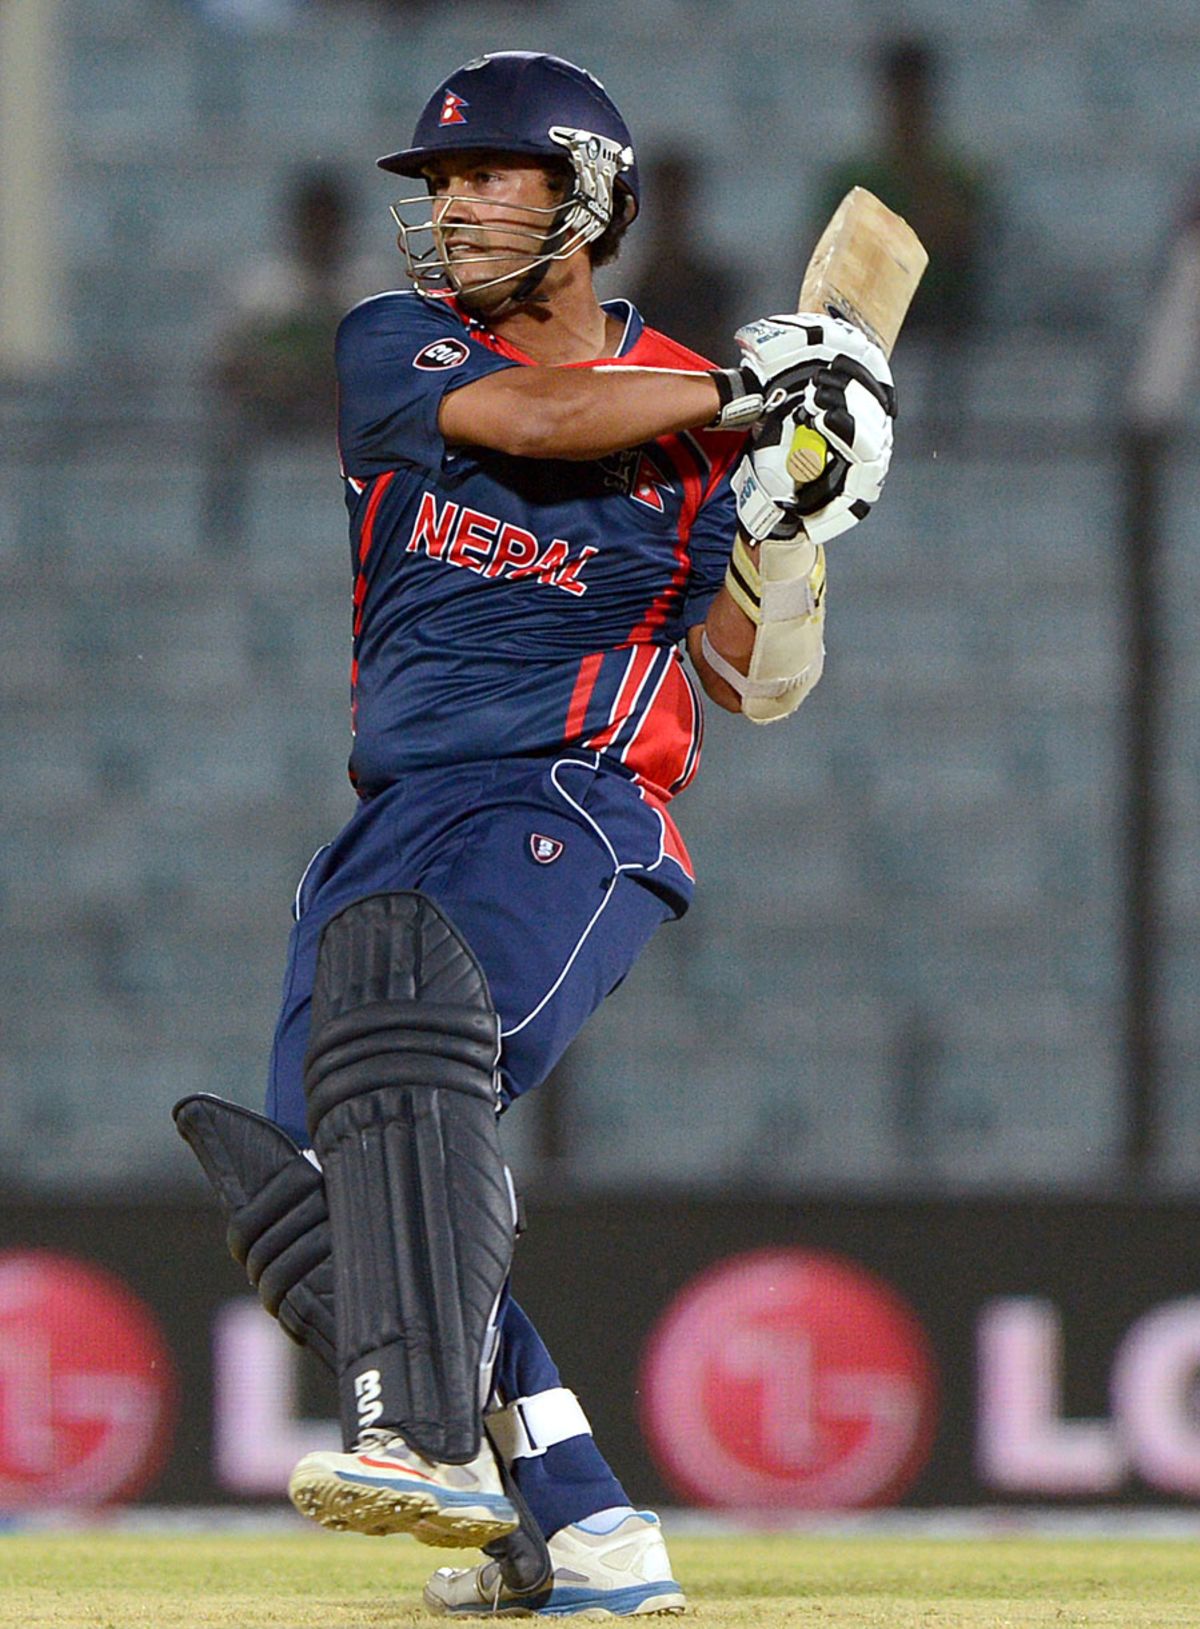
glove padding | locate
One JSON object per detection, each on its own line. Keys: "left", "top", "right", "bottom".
{"left": 734, "top": 311, "right": 893, "bottom": 415}
{"left": 730, "top": 312, "right": 896, "bottom": 543}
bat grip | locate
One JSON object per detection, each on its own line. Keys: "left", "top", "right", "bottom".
{"left": 786, "top": 424, "right": 828, "bottom": 485}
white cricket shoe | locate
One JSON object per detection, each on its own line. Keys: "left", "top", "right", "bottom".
{"left": 288, "top": 1427, "right": 518, "bottom": 1547}
{"left": 422, "top": 1507, "right": 686, "bottom": 1617}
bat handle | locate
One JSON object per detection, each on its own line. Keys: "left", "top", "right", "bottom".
{"left": 786, "top": 424, "right": 828, "bottom": 486}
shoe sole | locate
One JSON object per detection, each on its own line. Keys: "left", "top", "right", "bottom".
{"left": 424, "top": 1605, "right": 687, "bottom": 1619}
{"left": 289, "top": 1460, "right": 518, "bottom": 1547}
{"left": 424, "top": 1607, "right": 687, "bottom": 1621}
{"left": 422, "top": 1584, "right": 688, "bottom": 1618}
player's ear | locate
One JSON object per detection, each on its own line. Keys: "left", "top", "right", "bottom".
{"left": 588, "top": 190, "right": 636, "bottom": 269}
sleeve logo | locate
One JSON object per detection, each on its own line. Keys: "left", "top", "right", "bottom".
{"left": 414, "top": 338, "right": 470, "bottom": 371}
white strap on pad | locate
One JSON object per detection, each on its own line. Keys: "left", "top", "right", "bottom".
{"left": 700, "top": 630, "right": 796, "bottom": 701}
{"left": 701, "top": 536, "right": 827, "bottom": 721}
{"left": 486, "top": 1387, "right": 592, "bottom": 1462}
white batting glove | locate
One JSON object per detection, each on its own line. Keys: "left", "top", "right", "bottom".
{"left": 734, "top": 312, "right": 891, "bottom": 403}
{"left": 709, "top": 310, "right": 892, "bottom": 430}
{"left": 732, "top": 403, "right": 894, "bottom": 544}
{"left": 728, "top": 312, "right": 896, "bottom": 542}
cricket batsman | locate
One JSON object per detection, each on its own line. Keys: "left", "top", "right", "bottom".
{"left": 176, "top": 50, "right": 896, "bottom": 1617}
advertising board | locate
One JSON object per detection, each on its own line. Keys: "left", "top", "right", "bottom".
{"left": 2, "top": 1196, "right": 1197, "bottom": 1510}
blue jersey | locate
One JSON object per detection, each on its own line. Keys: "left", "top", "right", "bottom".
{"left": 335, "top": 290, "right": 740, "bottom": 823}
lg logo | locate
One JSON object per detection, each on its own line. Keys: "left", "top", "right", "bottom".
{"left": 979, "top": 1297, "right": 1200, "bottom": 1495}
{"left": 639, "top": 1249, "right": 938, "bottom": 1509}
{"left": 0, "top": 1251, "right": 176, "bottom": 1508}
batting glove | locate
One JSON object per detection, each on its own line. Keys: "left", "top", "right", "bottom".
{"left": 711, "top": 309, "right": 878, "bottom": 429}
{"left": 708, "top": 365, "right": 765, "bottom": 429}
{"left": 729, "top": 313, "right": 896, "bottom": 542}
{"left": 710, "top": 309, "right": 893, "bottom": 429}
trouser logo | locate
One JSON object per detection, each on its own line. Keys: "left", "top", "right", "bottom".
{"left": 530, "top": 833, "right": 564, "bottom": 864}
{"left": 354, "top": 1368, "right": 384, "bottom": 1429}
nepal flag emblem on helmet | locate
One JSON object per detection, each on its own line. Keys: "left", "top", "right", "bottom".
{"left": 439, "top": 90, "right": 469, "bottom": 127}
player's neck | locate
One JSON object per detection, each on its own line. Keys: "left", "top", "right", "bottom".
{"left": 486, "top": 272, "right": 620, "bottom": 366}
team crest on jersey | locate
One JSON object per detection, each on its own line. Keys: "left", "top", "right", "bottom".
{"left": 599, "top": 449, "right": 673, "bottom": 513}
{"left": 414, "top": 337, "right": 469, "bottom": 371}
{"left": 630, "top": 453, "right": 673, "bottom": 512}
{"left": 529, "top": 833, "right": 564, "bottom": 865}
{"left": 439, "top": 90, "right": 469, "bottom": 127}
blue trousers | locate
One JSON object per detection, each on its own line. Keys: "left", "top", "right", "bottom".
{"left": 265, "top": 752, "right": 691, "bottom": 1536}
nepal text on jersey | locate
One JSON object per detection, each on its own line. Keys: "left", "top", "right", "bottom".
{"left": 407, "top": 490, "right": 598, "bottom": 596}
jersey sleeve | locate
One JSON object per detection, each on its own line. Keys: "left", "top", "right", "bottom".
{"left": 681, "top": 469, "right": 737, "bottom": 629}
{"left": 335, "top": 292, "right": 520, "bottom": 480}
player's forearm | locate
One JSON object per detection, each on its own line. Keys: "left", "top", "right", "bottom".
{"left": 690, "top": 530, "right": 827, "bottom": 722}
{"left": 439, "top": 366, "right": 723, "bottom": 460}
{"left": 687, "top": 551, "right": 759, "bottom": 713}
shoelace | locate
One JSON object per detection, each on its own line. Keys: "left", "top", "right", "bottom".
{"left": 479, "top": 1561, "right": 504, "bottom": 1612}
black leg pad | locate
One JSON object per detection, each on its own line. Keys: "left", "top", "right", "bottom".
{"left": 175, "top": 1087, "right": 547, "bottom": 1582}
{"left": 172, "top": 1094, "right": 337, "bottom": 1372}
{"left": 303, "top": 892, "right": 515, "bottom": 1464}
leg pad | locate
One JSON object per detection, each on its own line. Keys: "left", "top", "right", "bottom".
{"left": 304, "top": 892, "right": 516, "bottom": 1463}
{"left": 173, "top": 1094, "right": 336, "bottom": 1370}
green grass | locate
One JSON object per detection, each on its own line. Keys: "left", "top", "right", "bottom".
{"left": 2, "top": 1531, "right": 1200, "bottom": 1628}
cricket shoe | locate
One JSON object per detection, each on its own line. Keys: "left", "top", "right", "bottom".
{"left": 288, "top": 1428, "right": 518, "bottom": 1547}
{"left": 422, "top": 1507, "right": 687, "bottom": 1617}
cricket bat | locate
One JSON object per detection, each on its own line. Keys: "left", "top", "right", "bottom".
{"left": 786, "top": 187, "right": 928, "bottom": 483}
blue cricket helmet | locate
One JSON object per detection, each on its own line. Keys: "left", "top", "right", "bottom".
{"left": 377, "top": 51, "right": 639, "bottom": 222}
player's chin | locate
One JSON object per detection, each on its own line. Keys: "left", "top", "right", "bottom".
{"left": 454, "top": 266, "right": 535, "bottom": 315}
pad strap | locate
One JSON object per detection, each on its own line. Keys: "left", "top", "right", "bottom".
{"left": 486, "top": 1388, "right": 592, "bottom": 1462}
{"left": 701, "top": 628, "right": 795, "bottom": 700}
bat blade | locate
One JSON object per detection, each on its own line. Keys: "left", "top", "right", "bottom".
{"left": 787, "top": 187, "right": 928, "bottom": 483}
{"left": 799, "top": 186, "right": 928, "bottom": 356}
